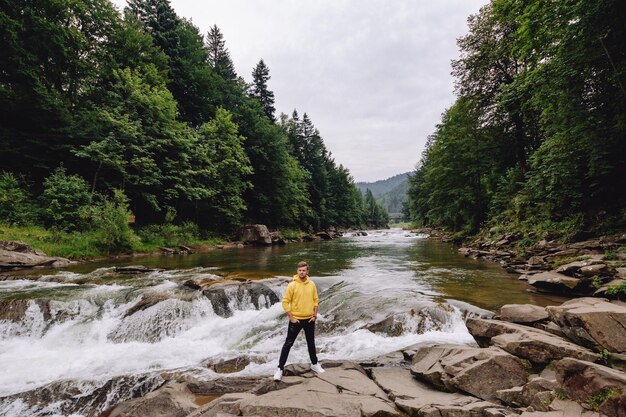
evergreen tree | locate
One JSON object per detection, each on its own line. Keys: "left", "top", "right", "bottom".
{"left": 206, "top": 25, "right": 237, "bottom": 81}
{"left": 250, "top": 59, "right": 276, "bottom": 121}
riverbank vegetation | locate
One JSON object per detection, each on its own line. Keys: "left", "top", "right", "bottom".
{"left": 407, "top": 0, "right": 626, "bottom": 244}
{"left": 0, "top": 0, "right": 388, "bottom": 256}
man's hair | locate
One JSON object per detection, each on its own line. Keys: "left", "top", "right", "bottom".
{"left": 297, "top": 261, "right": 308, "bottom": 269}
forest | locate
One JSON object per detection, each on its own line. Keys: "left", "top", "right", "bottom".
{"left": 0, "top": 0, "right": 388, "bottom": 255}
{"left": 407, "top": 0, "right": 626, "bottom": 241}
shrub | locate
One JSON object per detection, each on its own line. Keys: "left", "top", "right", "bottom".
{"left": 0, "top": 171, "right": 36, "bottom": 225}
{"left": 40, "top": 166, "right": 91, "bottom": 230}
{"left": 84, "top": 190, "right": 138, "bottom": 254}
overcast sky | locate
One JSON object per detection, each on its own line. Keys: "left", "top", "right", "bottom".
{"left": 112, "top": 0, "right": 487, "bottom": 182}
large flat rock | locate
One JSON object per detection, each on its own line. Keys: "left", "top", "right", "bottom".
{"left": 527, "top": 271, "right": 584, "bottom": 294}
{"left": 370, "top": 367, "right": 505, "bottom": 417}
{"left": 500, "top": 304, "right": 549, "bottom": 324}
{"left": 546, "top": 298, "right": 626, "bottom": 354}
{"left": 466, "top": 318, "right": 597, "bottom": 364}
{"left": 410, "top": 344, "right": 527, "bottom": 401}
{"left": 193, "top": 362, "right": 401, "bottom": 417}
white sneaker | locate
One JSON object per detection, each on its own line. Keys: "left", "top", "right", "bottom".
{"left": 310, "top": 362, "right": 325, "bottom": 374}
{"left": 273, "top": 368, "right": 283, "bottom": 381}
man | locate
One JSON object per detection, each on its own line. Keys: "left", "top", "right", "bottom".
{"left": 274, "top": 261, "right": 325, "bottom": 381}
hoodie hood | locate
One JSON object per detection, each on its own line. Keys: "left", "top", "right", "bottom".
{"left": 292, "top": 274, "right": 310, "bottom": 284}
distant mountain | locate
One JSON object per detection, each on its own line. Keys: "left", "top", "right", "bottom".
{"left": 357, "top": 172, "right": 410, "bottom": 217}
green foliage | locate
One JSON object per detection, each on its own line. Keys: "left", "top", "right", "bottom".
{"left": 363, "top": 189, "right": 390, "bottom": 228}
{"left": 0, "top": 171, "right": 36, "bottom": 225}
{"left": 136, "top": 222, "right": 200, "bottom": 248}
{"left": 1, "top": 0, "right": 365, "bottom": 238}
{"left": 586, "top": 388, "right": 621, "bottom": 412}
{"left": 606, "top": 281, "right": 626, "bottom": 297}
{"left": 40, "top": 167, "right": 91, "bottom": 231}
{"left": 83, "top": 190, "right": 138, "bottom": 254}
{"left": 407, "top": 0, "right": 626, "bottom": 236}
{"left": 603, "top": 251, "right": 618, "bottom": 261}
{"left": 598, "top": 349, "right": 612, "bottom": 365}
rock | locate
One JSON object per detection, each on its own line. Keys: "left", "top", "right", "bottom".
{"left": 269, "top": 232, "right": 286, "bottom": 245}
{"left": 124, "top": 294, "right": 169, "bottom": 317}
{"left": 546, "top": 397, "right": 609, "bottom": 417}
{"left": 556, "top": 358, "right": 626, "bottom": 417}
{"left": 370, "top": 367, "right": 504, "bottom": 417}
{"left": 594, "top": 279, "right": 625, "bottom": 297}
{"left": 546, "top": 298, "right": 626, "bottom": 354}
{"left": 316, "top": 231, "right": 333, "bottom": 240}
{"left": 205, "top": 356, "right": 252, "bottom": 374}
{"left": 0, "top": 298, "right": 51, "bottom": 322}
{"left": 192, "top": 362, "right": 400, "bottom": 417}
{"left": 359, "top": 351, "right": 407, "bottom": 367}
{"left": 496, "top": 377, "right": 556, "bottom": 407}
{"left": 556, "top": 259, "right": 604, "bottom": 276}
{"left": 202, "top": 281, "right": 279, "bottom": 317}
{"left": 365, "top": 304, "right": 455, "bottom": 336}
{"left": 410, "top": 344, "right": 528, "bottom": 400}
{"left": 115, "top": 265, "right": 157, "bottom": 274}
{"left": 108, "top": 382, "right": 198, "bottom": 417}
{"left": 528, "top": 256, "right": 546, "bottom": 266}
{"left": 0, "top": 240, "right": 71, "bottom": 270}
{"left": 580, "top": 264, "right": 609, "bottom": 277}
{"left": 466, "top": 318, "right": 597, "bottom": 364}
{"left": 527, "top": 271, "right": 586, "bottom": 294}
{"left": 238, "top": 225, "right": 272, "bottom": 245}
{"left": 500, "top": 304, "right": 549, "bottom": 324}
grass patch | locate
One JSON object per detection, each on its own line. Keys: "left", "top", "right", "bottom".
{"left": 1, "top": 223, "right": 225, "bottom": 260}
{"left": 550, "top": 255, "right": 591, "bottom": 269}
{"left": 278, "top": 229, "right": 306, "bottom": 240}
{"left": 586, "top": 388, "right": 621, "bottom": 411}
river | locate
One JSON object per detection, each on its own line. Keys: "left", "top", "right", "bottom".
{"left": 0, "top": 228, "right": 568, "bottom": 416}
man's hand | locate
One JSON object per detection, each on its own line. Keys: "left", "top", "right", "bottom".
{"left": 289, "top": 315, "right": 298, "bottom": 323}
{"left": 308, "top": 315, "right": 317, "bottom": 322}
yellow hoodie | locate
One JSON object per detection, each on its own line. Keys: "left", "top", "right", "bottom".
{"left": 281, "top": 275, "right": 319, "bottom": 319}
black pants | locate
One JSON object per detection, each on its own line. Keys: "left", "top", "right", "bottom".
{"left": 278, "top": 318, "right": 318, "bottom": 370}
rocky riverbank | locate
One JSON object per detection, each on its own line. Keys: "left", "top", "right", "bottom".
{"left": 414, "top": 227, "right": 626, "bottom": 300}
{"left": 72, "top": 297, "right": 626, "bottom": 417}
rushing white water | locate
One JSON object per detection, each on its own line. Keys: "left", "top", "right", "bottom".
{"left": 0, "top": 229, "right": 484, "bottom": 417}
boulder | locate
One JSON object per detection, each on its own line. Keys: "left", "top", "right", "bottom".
{"left": 500, "top": 304, "right": 549, "bottom": 324}
{"left": 238, "top": 225, "right": 272, "bottom": 245}
{"left": 316, "top": 231, "right": 333, "bottom": 240}
{"left": 527, "top": 271, "right": 586, "bottom": 294}
{"left": 556, "top": 259, "right": 604, "bottom": 276}
{"left": 546, "top": 298, "right": 626, "bottom": 354}
{"left": 204, "top": 355, "right": 255, "bottom": 374}
{"left": 580, "top": 264, "right": 609, "bottom": 278}
{"left": 496, "top": 377, "right": 556, "bottom": 407}
{"left": 466, "top": 318, "right": 597, "bottom": 364}
{"left": 108, "top": 382, "right": 198, "bottom": 417}
{"left": 370, "top": 367, "right": 504, "bottom": 417}
{"left": 0, "top": 298, "right": 51, "bottom": 322}
{"left": 0, "top": 240, "right": 71, "bottom": 270}
{"left": 410, "top": 344, "right": 528, "bottom": 401}
{"left": 556, "top": 358, "right": 626, "bottom": 417}
{"left": 202, "top": 280, "right": 279, "bottom": 317}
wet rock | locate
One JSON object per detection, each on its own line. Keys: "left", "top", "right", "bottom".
{"left": 359, "top": 351, "right": 407, "bottom": 368}
{"left": 115, "top": 266, "right": 157, "bottom": 274}
{"left": 269, "top": 232, "right": 286, "bottom": 245}
{"left": 365, "top": 304, "right": 454, "bottom": 336}
{"left": 546, "top": 298, "right": 626, "bottom": 354}
{"left": 556, "top": 358, "right": 626, "bottom": 417}
{"left": 238, "top": 224, "right": 272, "bottom": 245}
{"left": 0, "top": 374, "right": 163, "bottom": 417}
{"left": 316, "top": 231, "right": 333, "bottom": 240}
{"left": 202, "top": 280, "right": 279, "bottom": 317}
{"left": 0, "top": 298, "right": 51, "bottom": 322}
{"left": 500, "top": 304, "right": 549, "bottom": 324}
{"left": 124, "top": 294, "right": 169, "bottom": 317}
{"left": 466, "top": 318, "right": 597, "bottom": 364}
{"left": 410, "top": 344, "right": 528, "bottom": 401}
{"left": 370, "top": 367, "right": 504, "bottom": 417}
{"left": 108, "top": 382, "right": 198, "bottom": 417}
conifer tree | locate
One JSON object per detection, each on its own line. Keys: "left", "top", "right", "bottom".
{"left": 250, "top": 59, "right": 276, "bottom": 121}
{"left": 206, "top": 25, "right": 237, "bottom": 81}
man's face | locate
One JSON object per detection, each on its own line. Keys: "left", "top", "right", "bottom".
{"left": 297, "top": 266, "right": 308, "bottom": 279}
